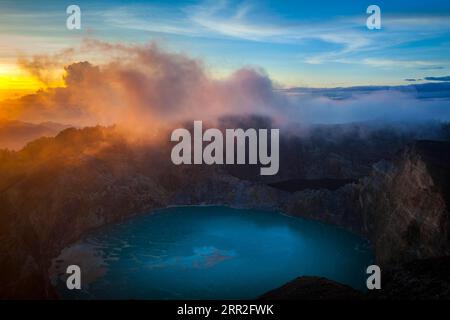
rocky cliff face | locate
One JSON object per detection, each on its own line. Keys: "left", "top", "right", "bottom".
{"left": 275, "top": 141, "right": 450, "bottom": 267}
{"left": 356, "top": 141, "right": 450, "bottom": 266}
{"left": 170, "top": 167, "right": 289, "bottom": 210}
{"left": 0, "top": 127, "right": 448, "bottom": 299}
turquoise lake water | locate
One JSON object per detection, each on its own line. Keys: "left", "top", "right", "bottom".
{"left": 52, "top": 206, "right": 373, "bottom": 299}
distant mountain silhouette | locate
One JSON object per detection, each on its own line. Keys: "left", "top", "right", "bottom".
{"left": 0, "top": 120, "right": 71, "bottom": 150}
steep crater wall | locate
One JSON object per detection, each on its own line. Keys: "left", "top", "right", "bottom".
{"left": 0, "top": 128, "right": 448, "bottom": 298}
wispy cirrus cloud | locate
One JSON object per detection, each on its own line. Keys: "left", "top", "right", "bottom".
{"left": 100, "top": 0, "right": 450, "bottom": 70}
{"left": 360, "top": 58, "right": 444, "bottom": 70}
{"left": 101, "top": 0, "right": 373, "bottom": 69}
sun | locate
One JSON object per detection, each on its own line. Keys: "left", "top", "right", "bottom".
{"left": 0, "top": 62, "right": 65, "bottom": 101}
{"left": 0, "top": 63, "right": 42, "bottom": 100}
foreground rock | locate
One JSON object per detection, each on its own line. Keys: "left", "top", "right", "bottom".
{"left": 369, "top": 256, "right": 450, "bottom": 300}
{"left": 260, "top": 256, "right": 450, "bottom": 300}
{"left": 259, "top": 276, "right": 365, "bottom": 300}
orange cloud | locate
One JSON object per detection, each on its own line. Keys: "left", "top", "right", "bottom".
{"left": 1, "top": 40, "right": 287, "bottom": 131}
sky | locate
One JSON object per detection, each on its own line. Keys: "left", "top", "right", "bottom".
{"left": 0, "top": 0, "right": 450, "bottom": 100}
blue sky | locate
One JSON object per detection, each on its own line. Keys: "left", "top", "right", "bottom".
{"left": 1, "top": 0, "right": 450, "bottom": 87}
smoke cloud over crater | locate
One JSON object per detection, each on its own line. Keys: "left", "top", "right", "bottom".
{"left": 3, "top": 39, "right": 450, "bottom": 132}
{"left": 5, "top": 40, "right": 287, "bottom": 130}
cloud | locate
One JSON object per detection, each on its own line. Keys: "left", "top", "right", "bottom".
{"left": 101, "top": 1, "right": 373, "bottom": 64}
{"left": 3, "top": 40, "right": 450, "bottom": 131}
{"left": 100, "top": 2, "right": 450, "bottom": 69}
{"left": 3, "top": 40, "right": 287, "bottom": 129}
{"left": 424, "top": 76, "right": 450, "bottom": 82}
{"left": 3, "top": 1, "right": 450, "bottom": 76}
{"left": 359, "top": 58, "right": 443, "bottom": 70}
{"left": 283, "top": 83, "right": 450, "bottom": 124}
{"left": 419, "top": 66, "right": 444, "bottom": 70}
{"left": 17, "top": 48, "right": 75, "bottom": 85}
{"left": 284, "top": 90, "right": 450, "bottom": 124}
{"left": 284, "top": 82, "right": 450, "bottom": 100}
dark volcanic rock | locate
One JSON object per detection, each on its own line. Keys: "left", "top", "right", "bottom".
{"left": 269, "top": 178, "right": 356, "bottom": 192}
{"left": 259, "top": 276, "right": 365, "bottom": 300}
{"left": 260, "top": 256, "right": 450, "bottom": 300}
{"left": 357, "top": 141, "right": 450, "bottom": 266}
{"left": 369, "top": 256, "right": 450, "bottom": 300}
